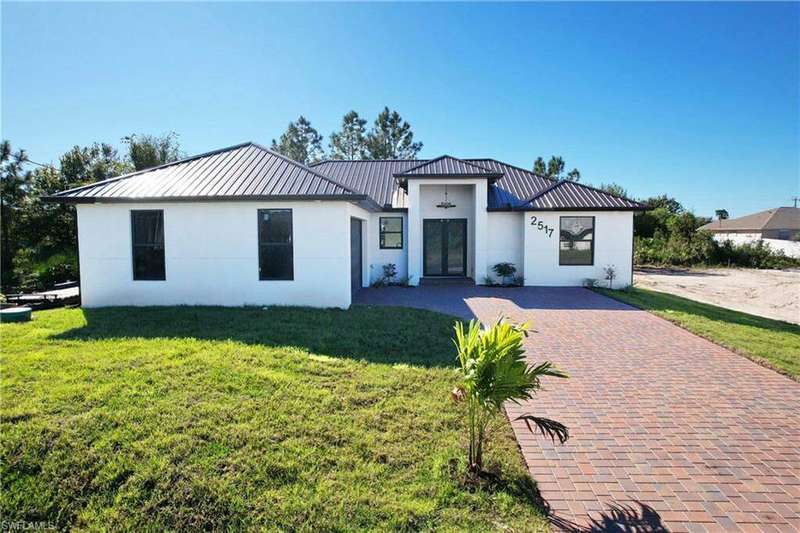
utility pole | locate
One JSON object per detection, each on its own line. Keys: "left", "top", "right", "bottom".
{"left": 793, "top": 196, "right": 799, "bottom": 208}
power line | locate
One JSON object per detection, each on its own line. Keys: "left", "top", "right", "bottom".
{"left": 25, "top": 158, "right": 56, "bottom": 169}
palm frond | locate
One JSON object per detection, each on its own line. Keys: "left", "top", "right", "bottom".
{"left": 527, "top": 361, "right": 569, "bottom": 379}
{"left": 516, "top": 415, "right": 570, "bottom": 444}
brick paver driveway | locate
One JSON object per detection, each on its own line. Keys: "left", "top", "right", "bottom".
{"left": 355, "top": 287, "right": 800, "bottom": 532}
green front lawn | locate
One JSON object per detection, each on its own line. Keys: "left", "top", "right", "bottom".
{"left": 1, "top": 306, "right": 548, "bottom": 531}
{"left": 597, "top": 287, "right": 800, "bottom": 379}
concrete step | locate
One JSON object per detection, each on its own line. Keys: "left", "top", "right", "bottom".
{"left": 419, "top": 277, "right": 475, "bottom": 286}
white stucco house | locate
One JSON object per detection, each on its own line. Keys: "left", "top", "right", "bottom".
{"left": 46, "top": 142, "right": 643, "bottom": 309}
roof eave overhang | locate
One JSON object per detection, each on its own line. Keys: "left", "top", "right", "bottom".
{"left": 394, "top": 173, "right": 502, "bottom": 180}
{"left": 505, "top": 205, "right": 648, "bottom": 212}
{"left": 395, "top": 173, "right": 502, "bottom": 191}
{"left": 42, "top": 194, "right": 372, "bottom": 205}
{"left": 698, "top": 227, "right": 759, "bottom": 233}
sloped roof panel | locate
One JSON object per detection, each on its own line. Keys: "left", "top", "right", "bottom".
{"left": 521, "top": 180, "right": 643, "bottom": 210}
{"left": 46, "top": 143, "right": 361, "bottom": 203}
{"left": 312, "top": 159, "right": 420, "bottom": 208}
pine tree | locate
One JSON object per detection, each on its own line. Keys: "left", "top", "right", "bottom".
{"left": 329, "top": 111, "right": 368, "bottom": 160}
{"left": 532, "top": 155, "right": 580, "bottom": 182}
{"left": 366, "top": 107, "right": 422, "bottom": 159}
{"left": 271, "top": 116, "right": 325, "bottom": 164}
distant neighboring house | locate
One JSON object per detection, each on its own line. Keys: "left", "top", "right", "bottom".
{"left": 698, "top": 207, "right": 800, "bottom": 258}
{"left": 44, "top": 142, "right": 643, "bottom": 309}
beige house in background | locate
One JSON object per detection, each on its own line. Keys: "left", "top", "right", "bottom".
{"left": 699, "top": 206, "right": 800, "bottom": 257}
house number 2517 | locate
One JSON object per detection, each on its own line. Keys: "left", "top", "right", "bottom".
{"left": 530, "top": 215, "right": 554, "bottom": 238}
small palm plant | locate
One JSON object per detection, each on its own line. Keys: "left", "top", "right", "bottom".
{"left": 453, "top": 319, "right": 568, "bottom": 473}
{"left": 492, "top": 262, "right": 517, "bottom": 285}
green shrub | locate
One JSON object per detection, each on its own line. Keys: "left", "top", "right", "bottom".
{"left": 12, "top": 250, "right": 78, "bottom": 291}
{"left": 712, "top": 239, "right": 799, "bottom": 269}
{"left": 635, "top": 234, "right": 800, "bottom": 270}
{"left": 491, "top": 262, "right": 517, "bottom": 285}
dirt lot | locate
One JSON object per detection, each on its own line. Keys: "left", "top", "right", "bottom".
{"left": 634, "top": 267, "right": 800, "bottom": 324}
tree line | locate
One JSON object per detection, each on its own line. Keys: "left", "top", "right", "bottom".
{"left": 270, "top": 107, "right": 422, "bottom": 164}
{"left": 0, "top": 134, "right": 186, "bottom": 291}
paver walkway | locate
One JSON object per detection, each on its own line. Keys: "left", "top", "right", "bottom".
{"left": 355, "top": 287, "right": 800, "bottom": 532}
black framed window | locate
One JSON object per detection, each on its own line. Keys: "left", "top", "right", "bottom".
{"left": 379, "top": 217, "right": 403, "bottom": 249}
{"left": 559, "top": 216, "right": 594, "bottom": 266}
{"left": 258, "top": 209, "right": 293, "bottom": 280}
{"left": 131, "top": 210, "right": 166, "bottom": 280}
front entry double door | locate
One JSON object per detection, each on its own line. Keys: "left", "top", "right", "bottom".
{"left": 423, "top": 219, "right": 467, "bottom": 277}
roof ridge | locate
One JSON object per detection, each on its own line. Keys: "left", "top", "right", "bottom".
{"left": 247, "top": 142, "right": 360, "bottom": 196}
{"left": 313, "top": 158, "right": 427, "bottom": 164}
{"left": 52, "top": 141, "right": 254, "bottom": 197}
{"left": 398, "top": 154, "right": 500, "bottom": 176}
{"left": 399, "top": 154, "right": 452, "bottom": 174}
{"left": 521, "top": 180, "right": 565, "bottom": 205}
{"left": 454, "top": 157, "right": 499, "bottom": 174}
{"left": 765, "top": 208, "right": 781, "bottom": 224}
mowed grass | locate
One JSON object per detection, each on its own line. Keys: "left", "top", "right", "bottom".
{"left": 0, "top": 306, "right": 549, "bottom": 531}
{"left": 597, "top": 287, "right": 800, "bottom": 379}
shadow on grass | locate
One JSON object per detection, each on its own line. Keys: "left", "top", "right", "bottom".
{"left": 446, "top": 459, "right": 551, "bottom": 520}
{"left": 596, "top": 287, "right": 800, "bottom": 332}
{"left": 52, "top": 305, "right": 465, "bottom": 368}
{"left": 550, "top": 501, "right": 668, "bottom": 532}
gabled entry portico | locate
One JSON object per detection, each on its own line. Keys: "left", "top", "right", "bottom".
{"left": 397, "top": 156, "right": 497, "bottom": 285}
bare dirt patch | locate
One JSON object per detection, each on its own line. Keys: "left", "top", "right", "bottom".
{"left": 634, "top": 267, "right": 800, "bottom": 324}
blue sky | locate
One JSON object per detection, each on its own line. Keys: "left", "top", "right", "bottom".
{"left": 2, "top": 2, "right": 798, "bottom": 216}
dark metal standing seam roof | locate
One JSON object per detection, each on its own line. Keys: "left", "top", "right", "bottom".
{"left": 519, "top": 180, "right": 643, "bottom": 210}
{"left": 46, "top": 143, "right": 643, "bottom": 211}
{"left": 311, "top": 159, "right": 421, "bottom": 209}
{"left": 314, "top": 157, "right": 644, "bottom": 211}
{"left": 45, "top": 143, "right": 368, "bottom": 204}
{"left": 471, "top": 159, "right": 555, "bottom": 208}
{"left": 396, "top": 155, "right": 502, "bottom": 178}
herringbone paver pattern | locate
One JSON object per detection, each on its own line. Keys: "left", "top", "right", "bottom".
{"left": 356, "top": 286, "right": 800, "bottom": 532}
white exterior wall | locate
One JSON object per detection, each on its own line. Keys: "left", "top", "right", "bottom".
{"left": 760, "top": 239, "right": 800, "bottom": 258}
{"left": 486, "top": 212, "right": 525, "bottom": 283}
{"left": 75, "top": 197, "right": 638, "bottom": 309}
{"left": 77, "top": 201, "right": 355, "bottom": 308}
{"left": 366, "top": 212, "right": 408, "bottom": 284}
{"left": 711, "top": 233, "right": 800, "bottom": 258}
{"left": 710, "top": 233, "right": 762, "bottom": 245}
{"left": 523, "top": 211, "right": 634, "bottom": 287}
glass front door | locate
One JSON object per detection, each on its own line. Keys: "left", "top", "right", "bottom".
{"left": 423, "top": 219, "right": 467, "bottom": 276}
